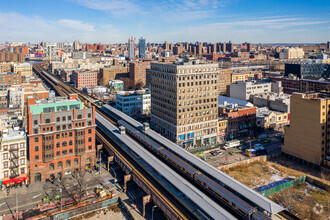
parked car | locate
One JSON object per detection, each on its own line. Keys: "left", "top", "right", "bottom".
{"left": 275, "top": 133, "right": 283, "bottom": 137}
{"left": 211, "top": 150, "right": 223, "bottom": 156}
{"left": 254, "top": 143, "right": 263, "bottom": 148}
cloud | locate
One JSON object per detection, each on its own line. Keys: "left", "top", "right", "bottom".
{"left": 71, "top": 0, "right": 138, "bottom": 16}
{"left": 0, "top": 12, "right": 122, "bottom": 43}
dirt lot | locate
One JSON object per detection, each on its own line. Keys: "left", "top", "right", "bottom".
{"left": 223, "top": 161, "right": 329, "bottom": 220}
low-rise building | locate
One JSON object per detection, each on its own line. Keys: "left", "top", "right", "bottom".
{"left": 256, "top": 107, "right": 290, "bottom": 132}
{"left": 231, "top": 71, "right": 262, "bottom": 83}
{"left": 0, "top": 124, "right": 28, "bottom": 186}
{"left": 116, "top": 89, "right": 151, "bottom": 117}
{"left": 109, "top": 80, "right": 124, "bottom": 92}
{"left": 230, "top": 80, "right": 283, "bottom": 101}
{"left": 251, "top": 92, "right": 291, "bottom": 113}
{"left": 0, "top": 72, "right": 21, "bottom": 91}
{"left": 218, "top": 117, "right": 228, "bottom": 142}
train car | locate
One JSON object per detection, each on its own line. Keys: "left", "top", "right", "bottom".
{"left": 252, "top": 211, "right": 272, "bottom": 220}
{"left": 157, "top": 149, "right": 198, "bottom": 179}
{"left": 194, "top": 173, "right": 257, "bottom": 219}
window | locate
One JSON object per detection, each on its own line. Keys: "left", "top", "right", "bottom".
{"left": 58, "top": 162, "right": 62, "bottom": 169}
{"left": 57, "top": 126, "right": 60, "bottom": 131}
{"left": 69, "top": 149, "right": 73, "bottom": 154}
{"left": 88, "top": 113, "right": 91, "bottom": 118}
{"left": 56, "top": 151, "right": 60, "bottom": 156}
{"left": 20, "top": 151, "right": 25, "bottom": 156}
{"left": 77, "top": 114, "right": 82, "bottom": 119}
{"left": 62, "top": 116, "right": 66, "bottom": 121}
{"left": 69, "top": 132, "right": 72, "bottom": 137}
{"left": 88, "top": 129, "right": 92, "bottom": 134}
{"left": 34, "top": 120, "right": 38, "bottom": 125}
{"left": 20, "top": 143, "right": 24, "bottom": 148}
{"left": 45, "top": 119, "right": 51, "bottom": 123}
{"left": 35, "top": 155, "right": 39, "bottom": 160}
{"left": 68, "top": 116, "right": 72, "bottom": 120}
{"left": 56, "top": 142, "right": 60, "bottom": 148}
{"left": 88, "top": 137, "right": 92, "bottom": 143}
{"left": 4, "top": 162, "right": 8, "bottom": 168}
{"left": 4, "top": 171, "right": 8, "bottom": 178}
{"left": 74, "top": 158, "right": 78, "bottom": 165}
{"left": 3, "top": 154, "right": 8, "bottom": 159}
{"left": 62, "top": 150, "right": 67, "bottom": 155}
{"left": 34, "top": 129, "right": 38, "bottom": 134}
{"left": 35, "top": 137, "right": 39, "bottom": 142}
{"left": 35, "top": 146, "right": 39, "bottom": 152}
{"left": 21, "top": 168, "right": 25, "bottom": 174}
{"left": 57, "top": 117, "right": 60, "bottom": 122}
{"left": 62, "top": 141, "right": 67, "bottom": 147}
{"left": 49, "top": 163, "right": 54, "bottom": 170}
{"left": 88, "top": 145, "right": 92, "bottom": 150}
{"left": 20, "top": 159, "right": 25, "bottom": 165}
{"left": 66, "top": 160, "right": 71, "bottom": 167}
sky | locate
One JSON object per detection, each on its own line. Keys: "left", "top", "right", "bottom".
{"left": 0, "top": 0, "right": 329, "bottom": 44}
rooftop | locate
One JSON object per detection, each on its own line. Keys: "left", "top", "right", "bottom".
{"left": 116, "top": 89, "right": 150, "bottom": 96}
{"left": 218, "top": 95, "right": 253, "bottom": 107}
{"left": 256, "top": 107, "right": 285, "bottom": 118}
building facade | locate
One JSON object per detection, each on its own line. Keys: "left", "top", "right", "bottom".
{"left": 0, "top": 72, "right": 21, "bottom": 91}
{"left": 150, "top": 62, "right": 219, "bottom": 148}
{"left": 27, "top": 94, "right": 96, "bottom": 183}
{"left": 285, "top": 63, "right": 330, "bottom": 79}
{"left": 99, "top": 66, "right": 129, "bottom": 86}
{"left": 283, "top": 92, "right": 330, "bottom": 167}
{"left": 279, "top": 47, "right": 304, "bottom": 59}
{"left": 72, "top": 70, "right": 98, "bottom": 89}
{"left": 218, "top": 68, "right": 231, "bottom": 95}
{"left": 129, "top": 61, "right": 151, "bottom": 86}
{"left": 0, "top": 127, "right": 28, "bottom": 186}
{"left": 128, "top": 37, "right": 135, "bottom": 60}
{"left": 116, "top": 89, "right": 151, "bottom": 116}
{"left": 256, "top": 107, "right": 290, "bottom": 132}
{"left": 139, "top": 38, "right": 146, "bottom": 59}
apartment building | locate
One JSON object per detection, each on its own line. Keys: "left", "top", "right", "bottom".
{"left": 0, "top": 52, "right": 25, "bottom": 63}
{"left": 12, "top": 63, "right": 32, "bottom": 79}
{"left": 150, "top": 62, "right": 219, "bottom": 148}
{"left": 0, "top": 125, "right": 28, "bottom": 186}
{"left": 279, "top": 47, "right": 304, "bottom": 59}
{"left": 116, "top": 89, "right": 151, "bottom": 116}
{"left": 0, "top": 72, "right": 21, "bottom": 91}
{"left": 283, "top": 92, "right": 330, "bottom": 167}
{"left": 99, "top": 66, "right": 129, "bottom": 86}
{"left": 129, "top": 61, "right": 151, "bottom": 86}
{"left": 27, "top": 94, "right": 96, "bottom": 183}
{"left": 231, "top": 71, "right": 262, "bottom": 83}
{"left": 218, "top": 68, "right": 231, "bottom": 95}
{"left": 72, "top": 70, "right": 97, "bottom": 89}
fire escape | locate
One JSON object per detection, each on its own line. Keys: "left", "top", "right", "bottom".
{"left": 9, "top": 145, "right": 19, "bottom": 178}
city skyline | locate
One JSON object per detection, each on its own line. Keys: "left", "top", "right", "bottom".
{"left": 0, "top": 0, "right": 329, "bottom": 43}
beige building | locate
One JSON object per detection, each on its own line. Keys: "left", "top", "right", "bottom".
{"left": 283, "top": 92, "right": 330, "bottom": 167}
{"left": 12, "top": 63, "right": 32, "bottom": 78}
{"left": 231, "top": 71, "right": 262, "bottom": 83}
{"left": 256, "top": 107, "right": 289, "bottom": 131}
{"left": 99, "top": 66, "right": 129, "bottom": 86}
{"left": 150, "top": 62, "right": 219, "bottom": 148}
{"left": 218, "top": 68, "right": 231, "bottom": 95}
{"left": 279, "top": 47, "right": 304, "bottom": 59}
{"left": 218, "top": 117, "right": 228, "bottom": 142}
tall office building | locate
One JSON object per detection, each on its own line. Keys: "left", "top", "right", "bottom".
{"left": 283, "top": 92, "right": 330, "bottom": 167}
{"left": 27, "top": 94, "right": 96, "bottom": 183}
{"left": 150, "top": 62, "right": 219, "bottom": 148}
{"left": 139, "top": 37, "right": 146, "bottom": 59}
{"left": 128, "top": 37, "right": 135, "bottom": 60}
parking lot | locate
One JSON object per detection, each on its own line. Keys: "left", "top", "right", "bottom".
{"left": 205, "top": 132, "right": 283, "bottom": 167}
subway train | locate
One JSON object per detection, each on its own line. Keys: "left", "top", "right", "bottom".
{"left": 118, "top": 119, "right": 272, "bottom": 220}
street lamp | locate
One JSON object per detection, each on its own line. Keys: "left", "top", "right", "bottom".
{"left": 152, "top": 205, "right": 157, "bottom": 220}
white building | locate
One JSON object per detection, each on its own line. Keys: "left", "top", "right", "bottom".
{"left": 12, "top": 63, "right": 32, "bottom": 79}
{"left": 230, "top": 80, "right": 282, "bottom": 101}
{"left": 0, "top": 125, "right": 28, "bottom": 186}
{"left": 279, "top": 47, "right": 304, "bottom": 59}
{"left": 116, "top": 89, "right": 151, "bottom": 116}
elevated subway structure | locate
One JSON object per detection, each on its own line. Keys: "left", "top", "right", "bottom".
{"left": 96, "top": 112, "right": 236, "bottom": 220}
{"left": 102, "top": 104, "right": 285, "bottom": 217}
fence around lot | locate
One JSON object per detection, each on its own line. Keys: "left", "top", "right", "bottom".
{"left": 258, "top": 175, "right": 307, "bottom": 197}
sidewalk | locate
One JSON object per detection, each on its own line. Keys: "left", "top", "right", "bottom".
{"left": 119, "top": 193, "right": 145, "bottom": 220}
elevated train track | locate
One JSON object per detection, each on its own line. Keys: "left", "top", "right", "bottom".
{"left": 33, "top": 64, "right": 298, "bottom": 220}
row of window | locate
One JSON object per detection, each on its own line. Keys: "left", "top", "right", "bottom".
{"left": 3, "top": 168, "right": 25, "bottom": 178}
{"left": 2, "top": 143, "right": 25, "bottom": 151}
{"left": 3, "top": 151, "right": 25, "bottom": 159}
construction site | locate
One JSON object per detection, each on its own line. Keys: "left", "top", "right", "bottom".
{"left": 221, "top": 158, "right": 329, "bottom": 220}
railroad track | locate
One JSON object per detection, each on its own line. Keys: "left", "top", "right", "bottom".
{"left": 32, "top": 64, "right": 190, "bottom": 220}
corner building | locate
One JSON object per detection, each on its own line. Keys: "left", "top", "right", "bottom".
{"left": 150, "top": 62, "right": 219, "bottom": 148}
{"left": 27, "top": 94, "right": 96, "bottom": 183}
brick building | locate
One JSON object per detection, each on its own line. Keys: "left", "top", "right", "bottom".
{"left": 0, "top": 52, "right": 25, "bottom": 63}
{"left": 129, "top": 61, "right": 151, "bottom": 86}
{"left": 99, "top": 66, "right": 129, "bottom": 86}
{"left": 72, "top": 70, "right": 98, "bottom": 89}
{"left": 218, "top": 103, "right": 257, "bottom": 140}
{"left": 0, "top": 72, "right": 21, "bottom": 91}
{"left": 217, "top": 68, "right": 231, "bottom": 95}
{"left": 27, "top": 94, "right": 96, "bottom": 183}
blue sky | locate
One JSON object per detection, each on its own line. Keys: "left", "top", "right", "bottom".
{"left": 0, "top": 0, "right": 329, "bottom": 44}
